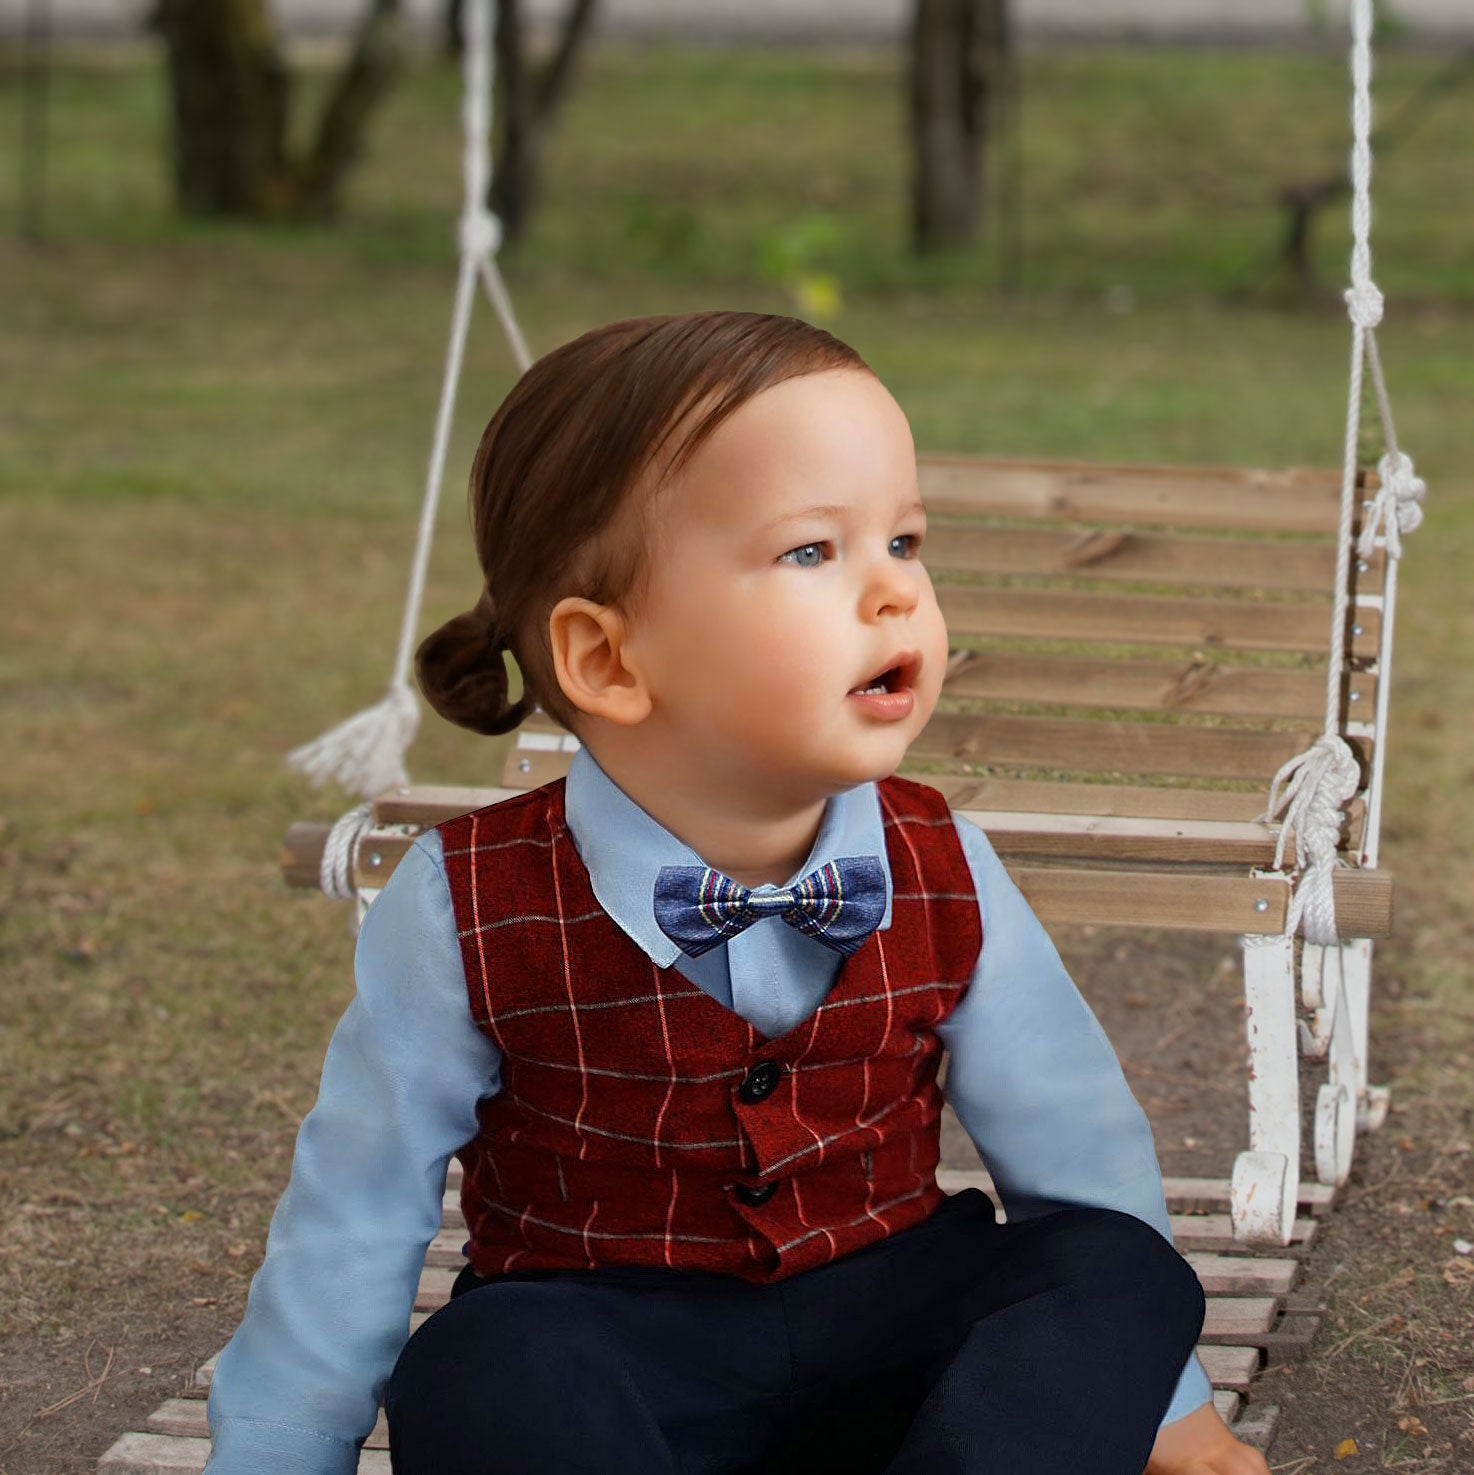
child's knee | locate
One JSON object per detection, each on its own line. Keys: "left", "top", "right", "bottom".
{"left": 1043, "top": 1207, "right": 1204, "bottom": 1330}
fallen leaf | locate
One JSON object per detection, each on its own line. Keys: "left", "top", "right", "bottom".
{"left": 1397, "top": 1415, "right": 1428, "bottom": 1437}
{"left": 1335, "top": 1436, "right": 1359, "bottom": 1459}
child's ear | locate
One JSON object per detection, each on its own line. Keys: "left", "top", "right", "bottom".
{"left": 547, "top": 596, "right": 653, "bottom": 727}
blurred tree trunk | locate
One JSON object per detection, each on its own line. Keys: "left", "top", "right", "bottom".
{"left": 490, "top": 0, "right": 600, "bottom": 247}
{"left": 445, "top": 0, "right": 466, "bottom": 56}
{"left": 153, "top": 0, "right": 404, "bottom": 219}
{"left": 908, "top": 0, "right": 1011, "bottom": 253}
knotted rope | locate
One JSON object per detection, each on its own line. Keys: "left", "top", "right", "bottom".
{"left": 286, "top": 0, "right": 532, "bottom": 893}
{"left": 319, "top": 801, "right": 377, "bottom": 901}
{"left": 1262, "top": 0, "right": 1425, "bottom": 944}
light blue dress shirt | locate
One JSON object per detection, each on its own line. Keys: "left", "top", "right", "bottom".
{"left": 205, "top": 748, "right": 1212, "bottom": 1473}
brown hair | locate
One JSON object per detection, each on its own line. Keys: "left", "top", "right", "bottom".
{"left": 415, "top": 310, "right": 871, "bottom": 735}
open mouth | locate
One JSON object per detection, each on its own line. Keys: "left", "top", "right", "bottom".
{"left": 848, "top": 652, "right": 921, "bottom": 697}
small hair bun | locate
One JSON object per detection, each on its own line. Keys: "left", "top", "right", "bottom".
{"left": 414, "top": 588, "right": 532, "bottom": 736}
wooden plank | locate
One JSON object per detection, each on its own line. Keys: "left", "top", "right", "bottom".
{"left": 353, "top": 810, "right": 1283, "bottom": 877}
{"left": 1230, "top": 1402, "right": 1281, "bottom": 1453}
{"left": 282, "top": 822, "right": 333, "bottom": 889}
{"left": 507, "top": 711, "right": 1370, "bottom": 789}
{"left": 944, "top": 650, "right": 1376, "bottom": 723}
{"left": 1013, "top": 864, "right": 1393, "bottom": 938}
{"left": 1170, "top": 1213, "right": 1317, "bottom": 1254}
{"left": 98, "top": 1434, "right": 211, "bottom": 1474}
{"left": 99, "top": 1433, "right": 395, "bottom": 1475}
{"left": 925, "top": 521, "right": 1376, "bottom": 595}
{"left": 428, "top": 1227, "right": 467, "bottom": 1267}
{"left": 936, "top": 584, "right": 1381, "bottom": 655}
{"left": 375, "top": 777, "right": 1285, "bottom": 827}
{"left": 912, "top": 710, "right": 1369, "bottom": 785}
{"left": 1214, "top": 1389, "right": 1243, "bottom": 1425}
{"left": 917, "top": 455, "right": 1361, "bottom": 536}
{"left": 1162, "top": 1177, "right": 1337, "bottom": 1217}
{"left": 975, "top": 814, "right": 1282, "bottom": 865}
{"left": 1202, "top": 1298, "right": 1278, "bottom": 1339}
{"left": 332, "top": 826, "right": 1392, "bottom": 937}
{"left": 417, "top": 1266, "right": 457, "bottom": 1312}
{"left": 1186, "top": 1255, "right": 1299, "bottom": 1297}
{"left": 147, "top": 1401, "right": 393, "bottom": 1453}
{"left": 1196, "top": 1345, "right": 1262, "bottom": 1393}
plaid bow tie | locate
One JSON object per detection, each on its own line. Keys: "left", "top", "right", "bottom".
{"left": 653, "top": 856, "right": 886, "bottom": 959}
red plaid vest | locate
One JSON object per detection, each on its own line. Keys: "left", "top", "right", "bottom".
{"left": 436, "top": 772, "right": 981, "bottom": 1285}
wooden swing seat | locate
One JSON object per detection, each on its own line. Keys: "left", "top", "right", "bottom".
{"left": 287, "top": 451, "right": 1394, "bottom": 939}
{"left": 102, "top": 452, "right": 1396, "bottom": 1472}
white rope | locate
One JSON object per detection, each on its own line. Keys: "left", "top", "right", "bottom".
{"left": 1262, "top": 0, "right": 1423, "bottom": 945}
{"left": 286, "top": 0, "right": 534, "bottom": 885}
{"left": 319, "top": 801, "right": 377, "bottom": 901}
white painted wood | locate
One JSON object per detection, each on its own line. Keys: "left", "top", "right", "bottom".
{"left": 1232, "top": 935, "right": 1301, "bottom": 1245}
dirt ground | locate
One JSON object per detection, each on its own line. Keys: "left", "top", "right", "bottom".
{"left": 2, "top": 898, "right": 1470, "bottom": 1474}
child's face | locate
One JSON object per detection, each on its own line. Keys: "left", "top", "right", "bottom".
{"left": 625, "top": 367, "right": 949, "bottom": 801}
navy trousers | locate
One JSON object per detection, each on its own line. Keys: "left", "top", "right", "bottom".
{"left": 385, "top": 1189, "right": 1205, "bottom": 1475}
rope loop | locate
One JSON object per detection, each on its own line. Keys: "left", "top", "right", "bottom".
{"left": 1261, "top": 733, "right": 1361, "bottom": 945}
{"left": 320, "top": 801, "right": 376, "bottom": 900}
{"left": 1344, "top": 280, "right": 1384, "bottom": 329}
{"left": 1357, "top": 449, "right": 1426, "bottom": 560}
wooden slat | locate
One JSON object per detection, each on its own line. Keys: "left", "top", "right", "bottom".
{"left": 503, "top": 715, "right": 1372, "bottom": 790}
{"left": 282, "top": 822, "right": 333, "bottom": 889}
{"left": 912, "top": 710, "right": 1370, "bottom": 784}
{"left": 148, "top": 1401, "right": 393, "bottom": 1453}
{"left": 1187, "top": 1255, "right": 1299, "bottom": 1297}
{"left": 99, "top": 1432, "right": 393, "bottom": 1474}
{"left": 937, "top": 584, "right": 1381, "bottom": 655}
{"left": 917, "top": 455, "right": 1365, "bottom": 536}
{"left": 926, "top": 521, "right": 1378, "bottom": 595}
{"left": 1195, "top": 1345, "right": 1262, "bottom": 1393}
{"left": 292, "top": 811, "right": 1394, "bottom": 938}
{"left": 341, "top": 809, "right": 1294, "bottom": 875}
{"left": 1011, "top": 864, "right": 1392, "bottom": 938}
{"left": 1160, "top": 1177, "right": 1337, "bottom": 1217}
{"left": 417, "top": 1266, "right": 457, "bottom": 1311}
{"left": 1202, "top": 1298, "right": 1278, "bottom": 1339}
{"left": 954, "top": 812, "right": 1285, "bottom": 865}
{"left": 944, "top": 650, "right": 1376, "bottom": 723}
{"left": 371, "top": 778, "right": 1284, "bottom": 827}
{"left": 1171, "top": 1213, "right": 1317, "bottom": 1254}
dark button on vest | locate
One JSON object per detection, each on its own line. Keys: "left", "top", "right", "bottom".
{"left": 738, "top": 1059, "right": 783, "bottom": 1103}
{"left": 733, "top": 1181, "right": 779, "bottom": 1206}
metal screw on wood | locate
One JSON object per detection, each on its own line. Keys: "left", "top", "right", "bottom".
{"left": 1352, "top": 624, "right": 1364, "bottom": 636}
{"left": 518, "top": 758, "right": 531, "bottom": 772}
{"left": 368, "top": 852, "right": 383, "bottom": 868}
{"left": 1254, "top": 898, "right": 1269, "bottom": 913}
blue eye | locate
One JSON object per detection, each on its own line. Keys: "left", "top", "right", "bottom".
{"left": 784, "top": 536, "right": 920, "bottom": 569}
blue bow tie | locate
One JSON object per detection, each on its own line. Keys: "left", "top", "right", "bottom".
{"left": 653, "top": 856, "right": 887, "bottom": 959}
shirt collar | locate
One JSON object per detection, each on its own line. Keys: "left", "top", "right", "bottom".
{"left": 563, "top": 744, "right": 893, "bottom": 968}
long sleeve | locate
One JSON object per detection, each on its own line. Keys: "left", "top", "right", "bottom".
{"left": 934, "top": 814, "right": 1215, "bottom": 1430}
{"left": 205, "top": 832, "right": 502, "bottom": 1475}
